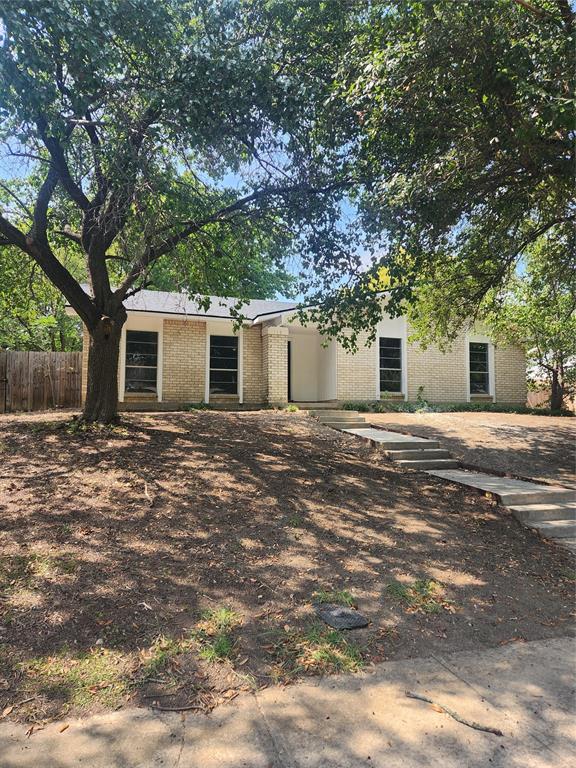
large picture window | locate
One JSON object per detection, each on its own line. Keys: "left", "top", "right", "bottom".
{"left": 379, "top": 337, "right": 402, "bottom": 393}
{"left": 125, "top": 330, "right": 158, "bottom": 393}
{"left": 210, "top": 335, "right": 238, "bottom": 395}
{"left": 469, "top": 342, "right": 489, "bottom": 394}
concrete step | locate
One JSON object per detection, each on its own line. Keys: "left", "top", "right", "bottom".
{"left": 342, "top": 428, "right": 441, "bottom": 450}
{"left": 509, "top": 502, "right": 576, "bottom": 523}
{"left": 427, "top": 470, "right": 576, "bottom": 506}
{"left": 386, "top": 448, "right": 452, "bottom": 461}
{"left": 395, "top": 458, "right": 460, "bottom": 470}
{"left": 321, "top": 420, "right": 367, "bottom": 429}
{"left": 525, "top": 519, "right": 576, "bottom": 539}
{"left": 315, "top": 412, "right": 361, "bottom": 421}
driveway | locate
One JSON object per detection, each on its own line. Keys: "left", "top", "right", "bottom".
{"left": 0, "top": 636, "right": 574, "bottom": 767}
{"left": 367, "top": 412, "right": 576, "bottom": 488}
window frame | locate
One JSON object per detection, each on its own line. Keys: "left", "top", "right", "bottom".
{"left": 124, "top": 330, "right": 159, "bottom": 394}
{"left": 209, "top": 334, "right": 239, "bottom": 395}
{"left": 379, "top": 336, "right": 403, "bottom": 394}
{"left": 468, "top": 341, "right": 491, "bottom": 396}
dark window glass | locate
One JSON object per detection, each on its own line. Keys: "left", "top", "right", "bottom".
{"left": 469, "top": 342, "right": 489, "bottom": 393}
{"left": 379, "top": 337, "right": 402, "bottom": 393}
{"left": 125, "top": 330, "right": 158, "bottom": 393}
{"left": 210, "top": 336, "right": 238, "bottom": 394}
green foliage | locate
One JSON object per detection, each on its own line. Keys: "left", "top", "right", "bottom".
{"left": 386, "top": 579, "right": 453, "bottom": 614}
{"left": 482, "top": 235, "right": 576, "bottom": 410}
{"left": 270, "top": 623, "right": 364, "bottom": 680}
{"left": 23, "top": 648, "right": 129, "bottom": 710}
{"left": 0, "top": 245, "right": 82, "bottom": 350}
{"left": 317, "top": 0, "right": 575, "bottom": 343}
{"left": 192, "top": 607, "right": 242, "bottom": 663}
{"left": 342, "top": 400, "right": 573, "bottom": 417}
{"left": 312, "top": 589, "right": 355, "bottom": 607}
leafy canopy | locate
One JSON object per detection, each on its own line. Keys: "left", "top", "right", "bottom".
{"left": 311, "top": 0, "right": 575, "bottom": 343}
{"left": 0, "top": 0, "right": 357, "bottom": 335}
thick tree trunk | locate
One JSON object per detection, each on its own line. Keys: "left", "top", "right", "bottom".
{"left": 83, "top": 309, "right": 126, "bottom": 423}
{"left": 550, "top": 368, "right": 564, "bottom": 412}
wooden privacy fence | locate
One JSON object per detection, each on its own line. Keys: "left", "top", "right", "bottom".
{"left": 0, "top": 351, "right": 82, "bottom": 413}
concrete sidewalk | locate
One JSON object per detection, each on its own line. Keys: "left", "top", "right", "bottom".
{"left": 1, "top": 637, "right": 574, "bottom": 768}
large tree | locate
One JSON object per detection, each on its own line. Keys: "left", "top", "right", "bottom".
{"left": 0, "top": 0, "right": 356, "bottom": 422}
{"left": 310, "top": 0, "right": 575, "bottom": 343}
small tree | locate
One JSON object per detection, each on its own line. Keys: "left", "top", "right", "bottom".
{"left": 0, "top": 0, "right": 354, "bottom": 422}
{"left": 483, "top": 236, "right": 576, "bottom": 411}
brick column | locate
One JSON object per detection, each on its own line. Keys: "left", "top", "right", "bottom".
{"left": 262, "top": 325, "right": 288, "bottom": 405}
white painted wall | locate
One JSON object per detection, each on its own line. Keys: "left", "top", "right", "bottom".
{"left": 288, "top": 330, "right": 319, "bottom": 402}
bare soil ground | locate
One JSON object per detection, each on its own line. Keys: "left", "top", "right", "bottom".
{"left": 368, "top": 411, "right": 576, "bottom": 488}
{"left": 0, "top": 410, "right": 574, "bottom": 726}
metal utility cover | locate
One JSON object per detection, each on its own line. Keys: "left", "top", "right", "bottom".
{"left": 314, "top": 603, "right": 369, "bottom": 629}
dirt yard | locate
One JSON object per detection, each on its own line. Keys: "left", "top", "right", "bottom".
{"left": 0, "top": 410, "right": 574, "bottom": 726}
{"left": 368, "top": 411, "right": 576, "bottom": 488}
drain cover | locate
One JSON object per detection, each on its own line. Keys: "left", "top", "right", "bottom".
{"left": 314, "top": 603, "right": 369, "bottom": 630}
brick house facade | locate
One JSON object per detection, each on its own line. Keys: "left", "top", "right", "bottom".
{"left": 80, "top": 289, "right": 527, "bottom": 407}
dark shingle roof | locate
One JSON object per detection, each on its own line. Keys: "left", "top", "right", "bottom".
{"left": 122, "top": 289, "right": 298, "bottom": 320}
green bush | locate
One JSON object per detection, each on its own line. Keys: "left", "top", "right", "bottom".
{"left": 342, "top": 400, "right": 573, "bottom": 417}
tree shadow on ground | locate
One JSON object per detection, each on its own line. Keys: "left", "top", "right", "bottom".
{"left": 0, "top": 410, "right": 574, "bottom": 722}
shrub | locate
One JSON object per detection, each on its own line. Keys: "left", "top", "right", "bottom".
{"left": 341, "top": 400, "right": 573, "bottom": 417}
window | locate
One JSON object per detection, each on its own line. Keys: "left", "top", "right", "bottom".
{"left": 125, "top": 330, "right": 158, "bottom": 393}
{"left": 210, "top": 335, "right": 238, "bottom": 395}
{"left": 469, "top": 342, "right": 489, "bottom": 394}
{"left": 379, "top": 337, "right": 402, "bottom": 393}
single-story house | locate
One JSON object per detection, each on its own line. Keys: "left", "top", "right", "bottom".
{"left": 78, "top": 289, "right": 527, "bottom": 407}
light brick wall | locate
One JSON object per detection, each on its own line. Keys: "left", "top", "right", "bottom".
{"left": 242, "top": 326, "right": 265, "bottom": 403}
{"left": 494, "top": 344, "right": 527, "bottom": 404}
{"left": 262, "top": 325, "right": 288, "bottom": 404}
{"left": 336, "top": 331, "right": 376, "bottom": 400}
{"left": 162, "top": 319, "right": 206, "bottom": 402}
{"left": 406, "top": 331, "right": 469, "bottom": 402}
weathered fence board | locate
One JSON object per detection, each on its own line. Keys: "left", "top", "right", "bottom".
{"left": 0, "top": 351, "right": 82, "bottom": 413}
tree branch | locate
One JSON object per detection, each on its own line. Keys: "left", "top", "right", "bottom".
{"left": 1, "top": 211, "right": 96, "bottom": 328}
{"left": 54, "top": 227, "right": 83, "bottom": 245}
{"left": 31, "top": 164, "right": 59, "bottom": 243}
{"left": 512, "top": 0, "right": 555, "bottom": 20}
{"left": 36, "top": 117, "right": 91, "bottom": 212}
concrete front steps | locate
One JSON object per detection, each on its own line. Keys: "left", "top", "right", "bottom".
{"left": 311, "top": 410, "right": 369, "bottom": 430}
{"left": 312, "top": 416, "right": 460, "bottom": 470}
{"left": 428, "top": 469, "right": 576, "bottom": 554}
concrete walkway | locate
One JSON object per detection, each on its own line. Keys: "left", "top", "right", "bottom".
{"left": 329, "top": 417, "right": 576, "bottom": 554}
{"left": 1, "top": 637, "right": 574, "bottom": 767}
{"left": 429, "top": 469, "right": 576, "bottom": 553}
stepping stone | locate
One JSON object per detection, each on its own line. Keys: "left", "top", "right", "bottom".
{"left": 524, "top": 519, "right": 576, "bottom": 538}
{"left": 313, "top": 603, "right": 369, "bottom": 630}
{"left": 426, "top": 470, "right": 575, "bottom": 506}
{"left": 508, "top": 502, "right": 576, "bottom": 523}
